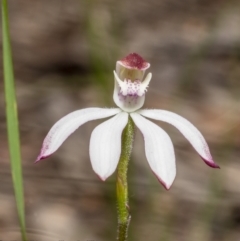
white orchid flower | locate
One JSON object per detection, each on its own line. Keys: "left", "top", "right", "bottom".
{"left": 36, "top": 53, "right": 219, "bottom": 189}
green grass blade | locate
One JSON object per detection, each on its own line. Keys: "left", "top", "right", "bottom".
{"left": 2, "top": 1, "right": 27, "bottom": 240}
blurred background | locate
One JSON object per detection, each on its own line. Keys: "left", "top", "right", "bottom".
{"left": 0, "top": 0, "right": 240, "bottom": 240}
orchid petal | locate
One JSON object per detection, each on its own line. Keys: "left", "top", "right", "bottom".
{"left": 90, "top": 112, "right": 129, "bottom": 180}
{"left": 131, "top": 113, "right": 176, "bottom": 189}
{"left": 138, "top": 109, "right": 219, "bottom": 168}
{"left": 36, "top": 108, "right": 121, "bottom": 162}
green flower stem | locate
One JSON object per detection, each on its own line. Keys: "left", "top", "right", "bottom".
{"left": 116, "top": 117, "right": 135, "bottom": 241}
{"left": 2, "top": 1, "right": 27, "bottom": 240}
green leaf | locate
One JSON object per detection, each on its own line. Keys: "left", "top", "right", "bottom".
{"left": 2, "top": 0, "right": 27, "bottom": 240}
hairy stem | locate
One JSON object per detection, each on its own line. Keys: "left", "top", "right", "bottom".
{"left": 116, "top": 117, "right": 135, "bottom": 241}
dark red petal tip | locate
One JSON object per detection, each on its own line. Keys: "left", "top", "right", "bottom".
{"left": 152, "top": 171, "right": 172, "bottom": 190}
{"left": 96, "top": 174, "right": 107, "bottom": 182}
{"left": 201, "top": 157, "right": 220, "bottom": 169}
{"left": 205, "top": 161, "right": 220, "bottom": 169}
{"left": 120, "top": 53, "right": 149, "bottom": 70}
{"left": 158, "top": 178, "right": 171, "bottom": 190}
{"left": 34, "top": 154, "right": 50, "bottom": 164}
